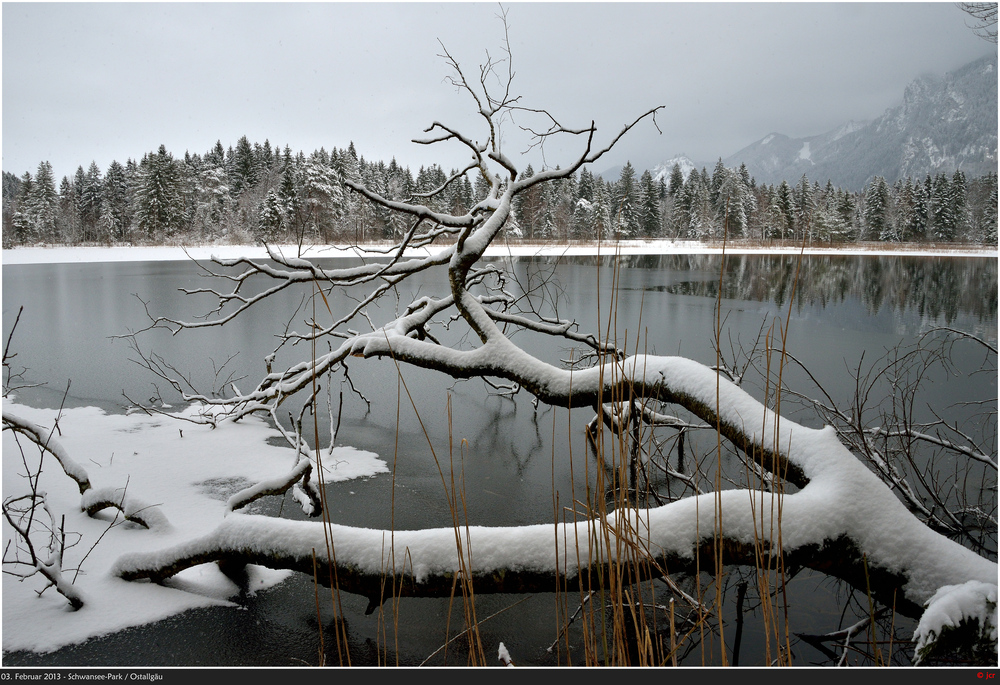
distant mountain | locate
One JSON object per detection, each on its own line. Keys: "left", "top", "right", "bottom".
{"left": 650, "top": 155, "right": 697, "bottom": 188}
{"left": 599, "top": 154, "right": 697, "bottom": 186}
{"left": 724, "top": 55, "right": 998, "bottom": 190}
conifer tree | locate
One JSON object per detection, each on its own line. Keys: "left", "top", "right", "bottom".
{"left": 895, "top": 178, "right": 919, "bottom": 242}
{"left": 716, "top": 166, "right": 755, "bottom": 238}
{"left": 980, "top": 172, "right": 997, "bottom": 244}
{"left": 710, "top": 158, "right": 726, "bottom": 208}
{"left": 577, "top": 167, "right": 595, "bottom": 203}
{"left": 72, "top": 166, "right": 86, "bottom": 205}
{"left": 80, "top": 161, "right": 104, "bottom": 242}
{"left": 57, "top": 175, "right": 81, "bottom": 244}
{"left": 473, "top": 169, "right": 491, "bottom": 203}
{"left": 951, "top": 170, "right": 969, "bottom": 239}
{"left": 865, "top": 176, "right": 894, "bottom": 241}
{"left": 591, "top": 178, "right": 614, "bottom": 241}
{"left": 793, "top": 174, "right": 814, "bottom": 240}
{"left": 515, "top": 164, "right": 553, "bottom": 239}
{"left": 255, "top": 189, "right": 284, "bottom": 243}
{"left": 758, "top": 185, "right": 784, "bottom": 240}
{"left": 192, "top": 165, "right": 230, "bottom": 236}
{"left": 299, "top": 158, "right": 344, "bottom": 243}
{"left": 27, "top": 161, "right": 59, "bottom": 242}
{"left": 967, "top": 171, "right": 998, "bottom": 244}
{"left": 675, "top": 168, "right": 697, "bottom": 238}
{"left": 776, "top": 180, "right": 794, "bottom": 240}
{"left": 205, "top": 141, "right": 226, "bottom": 169}
{"left": 638, "top": 169, "right": 660, "bottom": 238}
{"left": 667, "top": 163, "right": 685, "bottom": 197}
{"left": 276, "top": 162, "right": 301, "bottom": 239}
{"left": 929, "top": 173, "right": 956, "bottom": 241}
{"left": 571, "top": 193, "right": 592, "bottom": 241}
{"left": 231, "top": 136, "right": 257, "bottom": 197}
{"left": 682, "top": 168, "right": 715, "bottom": 239}
{"left": 102, "top": 160, "right": 133, "bottom": 243}
{"left": 134, "top": 145, "right": 187, "bottom": 239}
{"left": 18, "top": 171, "right": 34, "bottom": 205}
{"left": 613, "top": 161, "right": 639, "bottom": 238}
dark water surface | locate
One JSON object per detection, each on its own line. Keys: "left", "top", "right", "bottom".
{"left": 2, "top": 253, "right": 996, "bottom": 666}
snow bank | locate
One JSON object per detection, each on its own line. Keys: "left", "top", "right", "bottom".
{"left": 3, "top": 241, "right": 995, "bottom": 266}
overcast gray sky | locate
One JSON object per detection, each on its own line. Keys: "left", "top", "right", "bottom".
{"left": 3, "top": 2, "right": 996, "bottom": 182}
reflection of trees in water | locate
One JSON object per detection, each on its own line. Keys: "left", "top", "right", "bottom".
{"left": 570, "top": 254, "right": 998, "bottom": 325}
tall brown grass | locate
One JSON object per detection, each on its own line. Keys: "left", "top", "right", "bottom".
{"left": 304, "top": 232, "right": 900, "bottom": 667}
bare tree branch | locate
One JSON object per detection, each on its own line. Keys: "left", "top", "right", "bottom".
{"left": 959, "top": 2, "right": 999, "bottom": 42}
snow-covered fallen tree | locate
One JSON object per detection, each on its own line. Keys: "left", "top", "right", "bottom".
{"left": 114, "top": 358, "right": 995, "bottom": 623}
{"left": 115, "top": 24, "right": 997, "bottom": 665}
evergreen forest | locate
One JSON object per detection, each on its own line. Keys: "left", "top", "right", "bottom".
{"left": 3, "top": 137, "right": 997, "bottom": 248}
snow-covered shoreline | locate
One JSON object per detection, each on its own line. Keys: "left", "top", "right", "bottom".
{"left": 2, "top": 241, "right": 997, "bottom": 265}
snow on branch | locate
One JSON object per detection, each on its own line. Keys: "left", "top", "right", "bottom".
{"left": 3, "top": 411, "right": 92, "bottom": 495}
{"left": 3, "top": 492, "right": 86, "bottom": 610}
{"left": 82, "top": 487, "right": 171, "bottom": 532}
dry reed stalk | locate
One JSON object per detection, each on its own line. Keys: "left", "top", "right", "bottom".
{"left": 383, "top": 345, "right": 487, "bottom": 665}
{"left": 713, "top": 205, "right": 730, "bottom": 666}
{"left": 311, "top": 277, "right": 350, "bottom": 666}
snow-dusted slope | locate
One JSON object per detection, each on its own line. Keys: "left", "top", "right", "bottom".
{"left": 725, "top": 55, "right": 998, "bottom": 189}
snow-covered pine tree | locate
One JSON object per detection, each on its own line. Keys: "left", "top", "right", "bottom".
{"left": 865, "top": 176, "right": 895, "bottom": 241}
{"left": 192, "top": 165, "right": 230, "bottom": 238}
{"left": 255, "top": 189, "right": 284, "bottom": 244}
{"left": 577, "top": 167, "right": 595, "bottom": 203}
{"left": 929, "top": 173, "right": 957, "bottom": 241}
{"left": 230, "top": 136, "right": 257, "bottom": 198}
{"left": 967, "top": 171, "right": 998, "bottom": 244}
{"left": 709, "top": 158, "right": 726, "bottom": 208}
{"left": 133, "top": 145, "right": 187, "bottom": 240}
{"left": 613, "top": 161, "right": 639, "bottom": 238}
{"left": 27, "top": 161, "right": 59, "bottom": 243}
{"left": 793, "top": 174, "right": 814, "bottom": 240}
{"left": 56, "top": 175, "right": 81, "bottom": 244}
{"left": 80, "top": 161, "right": 104, "bottom": 243}
{"left": 715, "top": 166, "right": 756, "bottom": 238}
{"left": 667, "top": 162, "right": 685, "bottom": 197}
{"left": 299, "top": 157, "right": 344, "bottom": 243}
{"left": 638, "top": 169, "right": 660, "bottom": 238}
{"left": 952, "top": 170, "right": 969, "bottom": 240}
{"left": 892, "top": 178, "right": 915, "bottom": 243}
{"left": 685, "top": 168, "right": 716, "bottom": 239}
{"left": 776, "top": 179, "right": 794, "bottom": 240}
{"left": 101, "top": 160, "right": 133, "bottom": 243}
{"left": 591, "top": 177, "right": 614, "bottom": 241}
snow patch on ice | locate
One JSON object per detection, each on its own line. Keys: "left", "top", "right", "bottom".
{"left": 1, "top": 400, "right": 385, "bottom": 653}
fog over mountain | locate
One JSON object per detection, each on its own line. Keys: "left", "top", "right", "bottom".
{"left": 722, "top": 55, "right": 998, "bottom": 190}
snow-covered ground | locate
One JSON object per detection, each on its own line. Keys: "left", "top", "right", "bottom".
{"left": 2, "top": 240, "right": 996, "bottom": 266}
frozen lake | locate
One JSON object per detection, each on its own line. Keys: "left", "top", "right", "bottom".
{"left": 2, "top": 251, "right": 996, "bottom": 666}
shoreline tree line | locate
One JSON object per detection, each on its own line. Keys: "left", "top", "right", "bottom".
{"left": 2, "top": 137, "right": 997, "bottom": 248}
